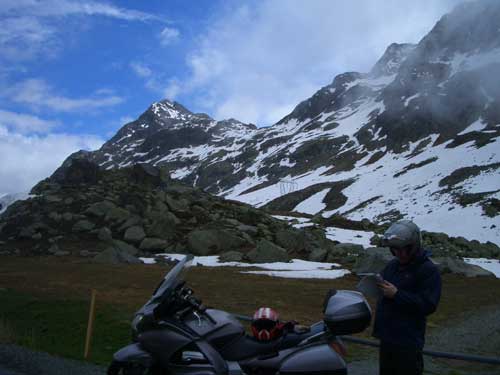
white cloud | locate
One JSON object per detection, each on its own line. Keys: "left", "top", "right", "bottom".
{"left": 0, "top": 0, "right": 165, "bottom": 62}
{"left": 163, "top": 78, "right": 181, "bottom": 100}
{"left": 0, "top": 125, "right": 104, "bottom": 194}
{"left": 8, "top": 79, "right": 124, "bottom": 112}
{"left": 0, "top": 16, "right": 59, "bottom": 61}
{"left": 159, "top": 26, "right": 180, "bottom": 46}
{"left": 130, "top": 62, "right": 152, "bottom": 78}
{"left": 169, "top": 0, "right": 463, "bottom": 126}
{"left": 0, "top": 0, "right": 162, "bottom": 22}
{"left": 0, "top": 109, "right": 59, "bottom": 134}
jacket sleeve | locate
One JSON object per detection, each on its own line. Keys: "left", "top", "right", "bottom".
{"left": 393, "top": 264, "right": 441, "bottom": 316}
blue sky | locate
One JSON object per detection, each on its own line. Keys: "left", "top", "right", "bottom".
{"left": 0, "top": 0, "right": 463, "bottom": 195}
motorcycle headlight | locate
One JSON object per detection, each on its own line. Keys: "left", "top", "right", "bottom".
{"left": 131, "top": 313, "right": 145, "bottom": 333}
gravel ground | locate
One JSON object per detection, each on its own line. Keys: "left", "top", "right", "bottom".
{"left": 0, "top": 344, "right": 105, "bottom": 375}
{"left": 1, "top": 304, "right": 499, "bottom": 375}
{"left": 0, "top": 364, "right": 25, "bottom": 375}
{"left": 347, "top": 304, "right": 500, "bottom": 375}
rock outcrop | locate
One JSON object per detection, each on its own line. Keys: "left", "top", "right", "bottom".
{"left": 0, "top": 162, "right": 335, "bottom": 263}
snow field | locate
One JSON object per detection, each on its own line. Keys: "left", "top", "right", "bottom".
{"left": 139, "top": 254, "right": 350, "bottom": 279}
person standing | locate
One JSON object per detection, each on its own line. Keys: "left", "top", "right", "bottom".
{"left": 373, "top": 220, "right": 441, "bottom": 375}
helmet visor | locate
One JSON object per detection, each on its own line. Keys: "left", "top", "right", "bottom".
{"left": 381, "top": 234, "right": 409, "bottom": 248}
{"left": 253, "top": 319, "right": 277, "bottom": 331}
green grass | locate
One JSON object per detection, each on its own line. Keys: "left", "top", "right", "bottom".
{"left": 0, "top": 288, "right": 132, "bottom": 365}
{"left": 0, "top": 316, "right": 16, "bottom": 343}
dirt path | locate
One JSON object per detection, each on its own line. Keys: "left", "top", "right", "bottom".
{"left": 347, "top": 304, "right": 500, "bottom": 375}
{"left": 424, "top": 303, "right": 500, "bottom": 375}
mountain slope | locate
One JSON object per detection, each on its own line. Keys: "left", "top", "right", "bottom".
{"left": 62, "top": 0, "right": 500, "bottom": 244}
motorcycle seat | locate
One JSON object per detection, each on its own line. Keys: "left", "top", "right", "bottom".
{"left": 218, "top": 321, "right": 325, "bottom": 361}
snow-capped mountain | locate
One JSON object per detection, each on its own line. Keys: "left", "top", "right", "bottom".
{"left": 62, "top": 0, "right": 500, "bottom": 243}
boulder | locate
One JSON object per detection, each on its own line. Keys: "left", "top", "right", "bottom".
{"left": 332, "top": 243, "right": 364, "bottom": 255}
{"left": 352, "top": 250, "right": 392, "bottom": 274}
{"left": 19, "top": 226, "right": 36, "bottom": 239}
{"left": 105, "top": 207, "right": 130, "bottom": 224}
{"left": 117, "top": 216, "right": 143, "bottom": 232}
{"left": 139, "top": 237, "right": 168, "bottom": 252}
{"left": 48, "top": 212, "right": 62, "bottom": 222}
{"left": 191, "top": 205, "right": 208, "bottom": 219}
{"left": 48, "top": 244, "right": 59, "bottom": 254}
{"left": 275, "top": 229, "right": 306, "bottom": 252}
{"left": 85, "top": 201, "right": 116, "bottom": 217}
{"left": 72, "top": 220, "right": 95, "bottom": 233}
{"left": 166, "top": 196, "right": 190, "bottom": 213}
{"left": 54, "top": 251, "right": 70, "bottom": 256}
{"left": 219, "top": 251, "right": 244, "bottom": 262}
{"left": 246, "top": 240, "right": 289, "bottom": 263}
{"left": 98, "top": 227, "right": 113, "bottom": 242}
{"left": 432, "top": 257, "right": 495, "bottom": 277}
{"left": 112, "top": 240, "right": 139, "bottom": 256}
{"left": 44, "top": 195, "right": 62, "bottom": 203}
{"left": 327, "top": 243, "right": 365, "bottom": 263}
{"left": 187, "top": 229, "right": 247, "bottom": 256}
{"left": 124, "top": 226, "right": 146, "bottom": 243}
{"left": 164, "top": 184, "right": 193, "bottom": 195}
{"left": 147, "top": 212, "right": 180, "bottom": 239}
{"left": 308, "top": 247, "right": 328, "bottom": 262}
{"left": 365, "top": 247, "right": 392, "bottom": 257}
{"left": 62, "top": 212, "right": 73, "bottom": 221}
{"left": 79, "top": 250, "right": 99, "bottom": 257}
{"left": 130, "top": 163, "right": 169, "bottom": 186}
{"left": 48, "top": 236, "right": 63, "bottom": 244}
{"left": 223, "top": 218, "right": 241, "bottom": 227}
{"left": 51, "top": 158, "right": 100, "bottom": 185}
{"left": 93, "top": 248, "right": 142, "bottom": 265}
{"left": 237, "top": 224, "right": 259, "bottom": 235}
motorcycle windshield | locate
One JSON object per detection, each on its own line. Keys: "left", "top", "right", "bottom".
{"left": 139, "top": 254, "right": 194, "bottom": 316}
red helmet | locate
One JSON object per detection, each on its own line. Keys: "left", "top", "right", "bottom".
{"left": 251, "top": 307, "right": 282, "bottom": 341}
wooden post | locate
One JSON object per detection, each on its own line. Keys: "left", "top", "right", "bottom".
{"left": 84, "top": 289, "right": 97, "bottom": 359}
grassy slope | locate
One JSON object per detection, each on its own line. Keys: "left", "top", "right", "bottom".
{"left": 0, "top": 256, "right": 499, "bottom": 366}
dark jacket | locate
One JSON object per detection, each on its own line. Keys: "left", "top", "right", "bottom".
{"left": 372, "top": 249, "right": 441, "bottom": 349}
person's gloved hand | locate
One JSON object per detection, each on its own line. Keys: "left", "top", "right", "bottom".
{"left": 377, "top": 280, "right": 398, "bottom": 298}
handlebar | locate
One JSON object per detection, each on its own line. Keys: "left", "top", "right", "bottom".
{"left": 172, "top": 285, "right": 216, "bottom": 324}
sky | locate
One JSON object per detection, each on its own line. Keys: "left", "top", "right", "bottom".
{"left": 0, "top": 0, "right": 465, "bottom": 195}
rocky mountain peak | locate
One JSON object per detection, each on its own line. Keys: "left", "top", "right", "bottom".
{"left": 370, "top": 43, "right": 416, "bottom": 77}
{"left": 410, "top": 0, "right": 500, "bottom": 66}
{"left": 149, "top": 99, "right": 195, "bottom": 121}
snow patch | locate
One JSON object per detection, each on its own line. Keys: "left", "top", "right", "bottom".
{"left": 404, "top": 93, "right": 420, "bottom": 107}
{"left": 138, "top": 254, "right": 350, "bottom": 280}
{"left": 457, "top": 118, "right": 487, "bottom": 135}
{"left": 242, "top": 269, "right": 350, "bottom": 279}
{"left": 464, "top": 258, "right": 500, "bottom": 278}
{"left": 293, "top": 188, "right": 330, "bottom": 215}
{"left": 325, "top": 227, "right": 375, "bottom": 248}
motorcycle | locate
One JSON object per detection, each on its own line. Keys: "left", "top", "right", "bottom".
{"left": 107, "top": 255, "right": 372, "bottom": 374}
